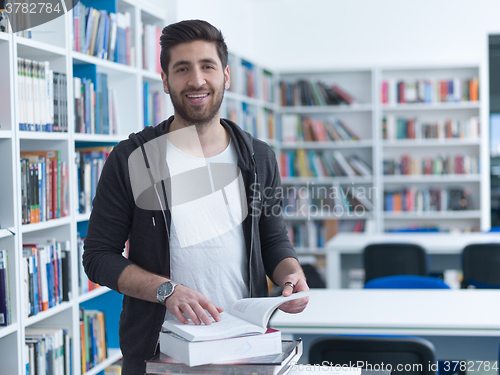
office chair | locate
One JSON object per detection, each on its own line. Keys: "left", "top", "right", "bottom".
{"left": 363, "top": 243, "right": 428, "bottom": 283}
{"left": 309, "top": 336, "right": 437, "bottom": 374}
{"left": 364, "top": 275, "right": 450, "bottom": 289}
{"left": 462, "top": 243, "right": 500, "bottom": 288}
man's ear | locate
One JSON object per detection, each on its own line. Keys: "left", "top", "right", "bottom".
{"left": 161, "top": 71, "right": 170, "bottom": 94}
{"left": 224, "top": 65, "right": 230, "bottom": 90}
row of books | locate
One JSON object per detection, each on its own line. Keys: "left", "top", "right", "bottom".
{"left": 0, "top": 250, "right": 11, "bottom": 326}
{"left": 380, "top": 77, "right": 479, "bottom": 104}
{"left": 17, "top": 58, "right": 68, "bottom": 132}
{"left": 280, "top": 81, "right": 355, "bottom": 107}
{"left": 142, "top": 24, "right": 162, "bottom": 73}
{"left": 262, "top": 71, "right": 274, "bottom": 102}
{"left": 73, "top": 2, "right": 133, "bottom": 66}
{"left": 383, "top": 154, "right": 479, "bottom": 176}
{"left": 382, "top": 116, "right": 480, "bottom": 140}
{"left": 240, "top": 60, "right": 260, "bottom": 99}
{"left": 74, "top": 73, "right": 119, "bottom": 134}
{"left": 80, "top": 308, "right": 108, "bottom": 373}
{"left": 281, "top": 115, "right": 360, "bottom": 142}
{"left": 384, "top": 186, "right": 472, "bottom": 212}
{"left": 21, "top": 240, "right": 70, "bottom": 318}
{"left": 143, "top": 82, "right": 166, "bottom": 128}
{"left": 280, "top": 150, "right": 372, "bottom": 178}
{"left": 25, "top": 327, "right": 71, "bottom": 375}
{"left": 226, "top": 104, "right": 276, "bottom": 141}
{"left": 283, "top": 184, "right": 374, "bottom": 215}
{"left": 77, "top": 234, "right": 100, "bottom": 296}
{"left": 76, "top": 147, "right": 113, "bottom": 214}
{"left": 20, "top": 150, "right": 69, "bottom": 224}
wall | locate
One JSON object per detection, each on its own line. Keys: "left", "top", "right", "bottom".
{"left": 171, "top": 0, "right": 500, "bottom": 70}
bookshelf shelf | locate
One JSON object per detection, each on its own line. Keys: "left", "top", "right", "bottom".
{"left": 20, "top": 216, "right": 72, "bottom": 233}
{"left": 280, "top": 103, "right": 373, "bottom": 114}
{"left": 72, "top": 51, "right": 136, "bottom": 74}
{"left": 23, "top": 301, "right": 73, "bottom": 328}
{"left": 83, "top": 348, "right": 122, "bottom": 375}
{"left": 18, "top": 131, "right": 69, "bottom": 140}
{"left": 383, "top": 175, "right": 481, "bottom": 183}
{"left": 0, "top": 32, "right": 10, "bottom": 42}
{"left": 281, "top": 140, "right": 373, "bottom": 149}
{"left": 73, "top": 133, "right": 123, "bottom": 143}
{"left": 281, "top": 176, "right": 373, "bottom": 184}
{"left": 383, "top": 210, "right": 482, "bottom": 219}
{"left": 225, "top": 91, "right": 276, "bottom": 109}
{"left": 75, "top": 212, "right": 91, "bottom": 223}
{"left": 140, "top": 69, "right": 163, "bottom": 82}
{"left": 0, "top": 228, "right": 14, "bottom": 239}
{"left": 381, "top": 102, "right": 480, "bottom": 111}
{"left": 15, "top": 36, "right": 67, "bottom": 57}
{"left": 78, "top": 287, "right": 112, "bottom": 304}
{"left": 0, "top": 323, "right": 18, "bottom": 339}
{"left": 0, "top": 130, "right": 13, "bottom": 138}
{"left": 283, "top": 213, "right": 373, "bottom": 221}
{"left": 382, "top": 139, "right": 481, "bottom": 147}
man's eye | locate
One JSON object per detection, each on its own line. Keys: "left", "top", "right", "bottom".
{"left": 177, "top": 68, "right": 187, "bottom": 72}
{"left": 204, "top": 65, "right": 215, "bottom": 69}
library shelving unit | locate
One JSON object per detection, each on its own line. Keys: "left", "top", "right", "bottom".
{"left": 0, "top": 0, "right": 171, "bottom": 373}
{"left": 275, "top": 68, "right": 378, "bottom": 273}
{"left": 222, "top": 52, "right": 278, "bottom": 146}
{"left": 379, "top": 65, "right": 486, "bottom": 233}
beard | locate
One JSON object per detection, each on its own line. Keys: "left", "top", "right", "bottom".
{"left": 167, "top": 79, "right": 225, "bottom": 128}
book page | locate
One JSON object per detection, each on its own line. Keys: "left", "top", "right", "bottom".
{"left": 229, "top": 291, "right": 310, "bottom": 328}
{"left": 162, "top": 312, "right": 265, "bottom": 342}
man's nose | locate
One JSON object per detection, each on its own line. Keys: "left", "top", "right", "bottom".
{"left": 188, "top": 67, "right": 206, "bottom": 88}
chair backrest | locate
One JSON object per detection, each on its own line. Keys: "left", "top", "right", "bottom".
{"left": 462, "top": 243, "right": 500, "bottom": 288}
{"left": 364, "top": 275, "right": 450, "bottom": 289}
{"left": 363, "top": 243, "right": 428, "bottom": 283}
{"left": 309, "top": 336, "right": 437, "bottom": 375}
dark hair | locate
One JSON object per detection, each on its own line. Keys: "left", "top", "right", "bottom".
{"left": 160, "top": 20, "right": 229, "bottom": 74}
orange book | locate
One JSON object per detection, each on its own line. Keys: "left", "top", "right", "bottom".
{"left": 470, "top": 77, "right": 479, "bottom": 101}
{"left": 393, "top": 193, "right": 403, "bottom": 212}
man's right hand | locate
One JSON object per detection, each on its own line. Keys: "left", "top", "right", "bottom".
{"left": 165, "top": 285, "right": 223, "bottom": 325}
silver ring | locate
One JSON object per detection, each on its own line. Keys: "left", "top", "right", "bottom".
{"left": 284, "top": 281, "right": 295, "bottom": 289}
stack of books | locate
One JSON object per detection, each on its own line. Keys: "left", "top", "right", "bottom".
{"left": 160, "top": 292, "right": 309, "bottom": 367}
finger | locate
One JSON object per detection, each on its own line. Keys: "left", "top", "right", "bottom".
{"left": 282, "top": 283, "right": 295, "bottom": 297}
{"left": 179, "top": 303, "right": 201, "bottom": 325}
{"left": 204, "top": 303, "right": 223, "bottom": 322}
{"left": 192, "top": 304, "right": 213, "bottom": 325}
{"left": 171, "top": 306, "right": 189, "bottom": 324}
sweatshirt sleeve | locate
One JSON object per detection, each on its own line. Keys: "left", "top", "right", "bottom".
{"left": 257, "top": 150, "right": 298, "bottom": 283}
{"left": 83, "top": 145, "right": 135, "bottom": 292}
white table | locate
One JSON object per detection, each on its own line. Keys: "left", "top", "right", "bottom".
{"left": 325, "top": 232, "right": 500, "bottom": 288}
{"left": 270, "top": 289, "right": 500, "bottom": 363}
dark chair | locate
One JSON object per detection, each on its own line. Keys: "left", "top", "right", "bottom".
{"left": 364, "top": 275, "right": 450, "bottom": 289}
{"left": 462, "top": 243, "right": 500, "bottom": 288}
{"left": 363, "top": 243, "right": 428, "bottom": 283}
{"left": 309, "top": 336, "right": 437, "bottom": 374}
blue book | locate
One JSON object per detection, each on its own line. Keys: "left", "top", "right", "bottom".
{"left": 32, "top": 250, "right": 39, "bottom": 315}
{"left": 84, "top": 7, "right": 95, "bottom": 55}
{"left": 143, "top": 82, "right": 149, "bottom": 127}
{"left": 47, "top": 245, "right": 56, "bottom": 308}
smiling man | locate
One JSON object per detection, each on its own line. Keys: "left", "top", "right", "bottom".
{"left": 83, "top": 19, "right": 309, "bottom": 375}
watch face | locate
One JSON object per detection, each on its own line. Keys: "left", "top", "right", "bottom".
{"left": 158, "top": 282, "right": 174, "bottom": 301}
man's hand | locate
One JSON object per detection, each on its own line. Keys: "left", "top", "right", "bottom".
{"left": 278, "top": 273, "right": 309, "bottom": 313}
{"left": 165, "top": 284, "right": 224, "bottom": 325}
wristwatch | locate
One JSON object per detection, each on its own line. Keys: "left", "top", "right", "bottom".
{"left": 156, "top": 281, "right": 180, "bottom": 304}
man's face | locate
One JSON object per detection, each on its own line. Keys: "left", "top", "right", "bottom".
{"left": 162, "top": 40, "right": 230, "bottom": 126}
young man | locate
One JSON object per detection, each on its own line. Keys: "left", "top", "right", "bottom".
{"left": 83, "top": 19, "right": 309, "bottom": 375}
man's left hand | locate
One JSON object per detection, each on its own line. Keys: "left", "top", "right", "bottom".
{"left": 278, "top": 274, "right": 309, "bottom": 313}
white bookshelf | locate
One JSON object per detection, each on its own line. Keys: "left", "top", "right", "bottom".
{"left": 0, "top": 1, "right": 170, "bottom": 373}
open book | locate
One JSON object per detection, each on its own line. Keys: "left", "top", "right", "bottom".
{"left": 162, "top": 291, "right": 310, "bottom": 342}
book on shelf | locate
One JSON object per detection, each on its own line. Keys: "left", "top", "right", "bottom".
{"left": 142, "top": 24, "right": 162, "bottom": 73}
{"left": 143, "top": 82, "right": 166, "bottom": 128}
{"left": 282, "top": 116, "right": 360, "bottom": 143}
{"left": 25, "top": 327, "right": 71, "bottom": 375}
{"left": 381, "top": 77, "right": 479, "bottom": 104}
{"left": 21, "top": 239, "right": 70, "bottom": 317}
{"left": 0, "top": 250, "right": 11, "bottom": 327}
{"left": 382, "top": 115, "right": 480, "bottom": 140}
{"left": 77, "top": 234, "right": 101, "bottom": 295}
{"left": 73, "top": 2, "right": 133, "bottom": 66}
{"left": 383, "top": 154, "right": 479, "bottom": 176}
{"left": 17, "top": 59, "right": 66, "bottom": 132}
{"left": 280, "top": 80, "right": 356, "bottom": 106}
{"left": 80, "top": 308, "right": 108, "bottom": 373}
{"left": 148, "top": 340, "right": 302, "bottom": 375}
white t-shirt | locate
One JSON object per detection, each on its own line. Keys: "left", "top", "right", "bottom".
{"left": 165, "top": 138, "right": 249, "bottom": 318}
